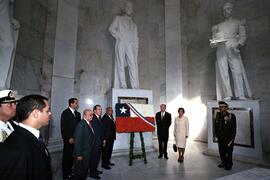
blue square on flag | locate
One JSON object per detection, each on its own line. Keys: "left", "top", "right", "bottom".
{"left": 115, "top": 103, "right": 130, "bottom": 117}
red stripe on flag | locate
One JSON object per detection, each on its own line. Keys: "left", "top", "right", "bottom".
{"left": 116, "top": 117, "right": 155, "bottom": 133}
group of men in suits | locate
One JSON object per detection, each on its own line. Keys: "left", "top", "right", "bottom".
{"left": 0, "top": 90, "right": 53, "bottom": 180}
{"left": 61, "top": 100, "right": 116, "bottom": 180}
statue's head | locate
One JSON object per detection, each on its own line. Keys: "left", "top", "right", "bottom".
{"left": 125, "top": 1, "right": 133, "bottom": 16}
{"left": 223, "top": 2, "right": 234, "bottom": 18}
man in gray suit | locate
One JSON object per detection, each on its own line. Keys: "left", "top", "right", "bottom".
{"left": 73, "top": 109, "right": 96, "bottom": 180}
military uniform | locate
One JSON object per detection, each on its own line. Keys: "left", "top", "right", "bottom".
{"left": 0, "top": 90, "right": 19, "bottom": 143}
{"left": 214, "top": 110, "right": 236, "bottom": 170}
{"left": 0, "top": 120, "right": 14, "bottom": 142}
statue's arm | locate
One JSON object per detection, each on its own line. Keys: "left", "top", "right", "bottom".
{"left": 210, "top": 25, "right": 218, "bottom": 47}
{"left": 238, "top": 19, "right": 247, "bottom": 46}
{"left": 109, "top": 16, "right": 120, "bottom": 39}
{"left": 211, "top": 25, "right": 218, "bottom": 39}
{"left": 134, "top": 25, "right": 139, "bottom": 49}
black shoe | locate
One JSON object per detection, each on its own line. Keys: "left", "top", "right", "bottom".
{"left": 63, "top": 174, "right": 72, "bottom": 180}
{"left": 96, "top": 170, "right": 103, "bottom": 174}
{"left": 89, "top": 174, "right": 101, "bottom": 179}
{"left": 102, "top": 165, "right": 111, "bottom": 169}
{"left": 218, "top": 164, "right": 225, "bottom": 168}
{"left": 108, "top": 162, "right": 115, "bottom": 166}
{"left": 164, "top": 155, "right": 168, "bottom": 159}
{"left": 158, "top": 155, "right": 163, "bottom": 158}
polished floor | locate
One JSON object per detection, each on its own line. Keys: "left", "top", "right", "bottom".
{"left": 55, "top": 141, "right": 269, "bottom": 180}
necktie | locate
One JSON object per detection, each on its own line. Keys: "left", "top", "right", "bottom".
{"left": 7, "top": 124, "right": 11, "bottom": 130}
{"left": 89, "top": 123, "right": 95, "bottom": 134}
{"left": 161, "top": 112, "right": 164, "bottom": 120}
{"left": 38, "top": 134, "right": 49, "bottom": 156}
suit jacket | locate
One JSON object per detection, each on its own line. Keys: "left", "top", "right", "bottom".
{"left": 61, "top": 108, "right": 81, "bottom": 142}
{"left": 91, "top": 114, "right": 104, "bottom": 146}
{"left": 0, "top": 126, "right": 52, "bottom": 180}
{"left": 73, "top": 119, "right": 96, "bottom": 159}
{"left": 101, "top": 114, "right": 116, "bottom": 141}
{"left": 155, "top": 111, "right": 172, "bottom": 141}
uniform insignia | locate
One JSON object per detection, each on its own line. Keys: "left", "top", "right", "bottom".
{"left": 1, "top": 131, "right": 7, "bottom": 142}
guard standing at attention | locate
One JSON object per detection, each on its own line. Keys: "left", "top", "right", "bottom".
{"left": 214, "top": 101, "right": 236, "bottom": 170}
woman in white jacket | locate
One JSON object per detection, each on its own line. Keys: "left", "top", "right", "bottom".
{"left": 174, "top": 108, "right": 189, "bottom": 162}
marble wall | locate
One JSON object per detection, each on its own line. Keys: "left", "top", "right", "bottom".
{"left": 181, "top": 0, "right": 270, "bottom": 160}
{"left": 11, "top": 0, "right": 50, "bottom": 95}
{"left": 74, "top": 0, "right": 165, "bottom": 112}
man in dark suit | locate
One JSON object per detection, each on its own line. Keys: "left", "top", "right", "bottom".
{"left": 90, "top": 104, "right": 104, "bottom": 178}
{"left": 61, "top": 98, "right": 81, "bottom": 179}
{"left": 101, "top": 107, "right": 116, "bottom": 168}
{"left": 73, "top": 109, "right": 96, "bottom": 180}
{"left": 214, "top": 101, "right": 236, "bottom": 170}
{"left": 155, "top": 104, "right": 171, "bottom": 159}
{"left": 0, "top": 95, "right": 52, "bottom": 180}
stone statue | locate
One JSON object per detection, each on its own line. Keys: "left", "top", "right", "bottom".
{"left": 210, "top": 2, "right": 252, "bottom": 101}
{"left": 109, "top": 1, "right": 139, "bottom": 89}
{"left": 0, "top": 0, "right": 20, "bottom": 89}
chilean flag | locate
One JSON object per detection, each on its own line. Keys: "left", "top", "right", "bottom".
{"left": 115, "top": 103, "right": 155, "bottom": 133}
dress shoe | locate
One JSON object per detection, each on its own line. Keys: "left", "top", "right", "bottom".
{"left": 89, "top": 174, "right": 101, "bottom": 179}
{"left": 164, "top": 155, "right": 168, "bottom": 159}
{"left": 96, "top": 170, "right": 102, "bottom": 174}
{"left": 102, "top": 165, "right": 111, "bottom": 169}
{"left": 108, "top": 162, "right": 115, "bottom": 166}
{"left": 63, "top": 174, "right": 72, "bottom": 180}
{"left": 158, "top": 155, "right": 163, "bottom": 158}
{"left": 217, "top": 164, "right": 225, "bottom": 168}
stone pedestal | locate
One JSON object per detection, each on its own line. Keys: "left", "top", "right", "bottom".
{"left": 107, "top": 88, "right": 154, "bottom": 152}
{"left": 207, "top": 100, "right": 263, "bottom": 160}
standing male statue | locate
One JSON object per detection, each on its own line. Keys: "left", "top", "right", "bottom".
{"left": 0, "top": 0, "right": 20, "bottom": 89}
{"left": 210, "top": 2, "right": 252, "bottom": 101}
{"left": 109, "top": 1, "right": 139, "bottom": 89}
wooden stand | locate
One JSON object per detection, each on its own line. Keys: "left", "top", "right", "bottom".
{"left": 129, "top": 132, "right": 147, "bottom": 166}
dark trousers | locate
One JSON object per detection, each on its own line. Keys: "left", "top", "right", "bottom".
{"left": 158, "top": 138, "right": 168, "bottom": 156}
{"left": 102, "top": 140, "right": 114, "bottom": 166}
{"left": 218, "top": 139, "right": 234, "bottom": 169}
{"left": 62, "top": 141, "right": 74, "bottom": 177}
{"left": 73, "top": 158, "right": 89, "bottom": 180}
{"left": 90, "top": 144, "right": 101, "bottom": 175}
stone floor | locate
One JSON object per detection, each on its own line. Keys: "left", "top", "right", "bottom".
{"left": 215, "top": 168, "right": 270, "bottom": 180}
{"left": 54, "top": 141, "right": 270, "bottom": 180}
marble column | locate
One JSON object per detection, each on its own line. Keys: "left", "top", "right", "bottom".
{"left": 49, "top": 0, "right": 79, "bottom": 151}
{"left": 164, "top": 0, "right": 185, "bottom": 111}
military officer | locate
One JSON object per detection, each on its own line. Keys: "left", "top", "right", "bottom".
{"left": 0, "top": 89, "right": 18, "bottom": 142}
{"left": 214, "top": 101, "right": 236, "bottom": 170}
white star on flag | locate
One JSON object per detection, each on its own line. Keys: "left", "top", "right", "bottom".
{"left": 120, "top": 106, "right": 127, "bottom": 114}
